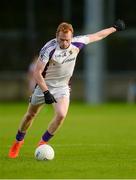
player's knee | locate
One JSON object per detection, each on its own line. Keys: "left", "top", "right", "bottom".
{"left": 57, "top": 112, "right": 66, "bottom": 121}
{"left": 56, "top": 112, "right": 66, "bottom": 122}
{"left": 25, "top": 112, "right": 36, "bottom": 121}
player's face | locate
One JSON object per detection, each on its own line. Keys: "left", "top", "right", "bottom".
{"left": 57, "top": 31, "right": 73, "bottom": 49}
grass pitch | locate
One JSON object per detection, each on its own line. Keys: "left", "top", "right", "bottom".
{"left": 0, "top": 102, "right": 136, "bottom": 179}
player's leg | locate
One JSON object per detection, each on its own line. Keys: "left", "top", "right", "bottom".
{"left": 39, "top": 96, "right": 69, "bottom": 145}
{"left": 49, "top": 96, "right": 69, "bottom": 133}
{"left": 9, "top": 103, "right": 43, "bottom": 158}
{"left": 18, "top": 103, "right": 43, "bottom": 132}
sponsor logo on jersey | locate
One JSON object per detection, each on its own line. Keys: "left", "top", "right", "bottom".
{"left": 62, "top": 57, "right": 75, "bottom": 64}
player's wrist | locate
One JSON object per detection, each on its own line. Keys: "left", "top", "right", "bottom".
{"left": 43, "top": 90, "right": 49, "bottom": 94}
{"left": 112, "top": 27, "right": 117, "bottom": 32}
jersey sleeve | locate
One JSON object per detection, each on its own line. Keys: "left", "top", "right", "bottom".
{"left": 39, "top": 47, "right": 49, "bottom": 63}
{"left": 72, "top": 35, "right": 90, "bottom": 50}
{"left": 39, "top": 39, "right": 56, "bottom": 63}
{"left": 73, "top": 35, "right": 90, "bottom": 44}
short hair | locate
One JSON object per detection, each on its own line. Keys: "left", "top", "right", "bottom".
{"left": 56, "top": 22, "right": 74, "bottom": 36}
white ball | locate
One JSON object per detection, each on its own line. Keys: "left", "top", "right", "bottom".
{"left": 34, "top": 144, "right": 55, "bottom": 161}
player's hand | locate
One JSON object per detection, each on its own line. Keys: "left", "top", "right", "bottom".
{"left": 43, "top": 90, "right": 57, "bottom": 104}
{"left": 113, "top": 19, "right": 125, "bottom": 31}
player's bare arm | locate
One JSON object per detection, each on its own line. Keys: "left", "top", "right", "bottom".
{"left": 34, "top": 58, "right": 57, "bottom": 104}
{"left": 88, "top": 27, "right": 116, "bottom": 43}
{"left": 34, "top": 58, "right": 48, "bottom": 92}
{"left": 88, "top": 19, "right": 125, "bottom": 43}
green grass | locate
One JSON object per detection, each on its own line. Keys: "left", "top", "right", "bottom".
{"left": 0, "top": 102, "right": 136, "bottom": 178}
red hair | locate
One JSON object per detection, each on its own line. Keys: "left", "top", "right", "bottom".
{"left": 56, "top": 22, "right": 74, "bottom": 36}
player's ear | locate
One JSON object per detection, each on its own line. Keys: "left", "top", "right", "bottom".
{"left": 56, "top": 32, "right": 59, "bottom": 39}
{"left": 71, "top": 33, "right": 73, "bottom": 38}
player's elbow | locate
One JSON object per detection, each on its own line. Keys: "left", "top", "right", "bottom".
{"left": 33, "top": 70, "right": 41, "bottom": 82}
{"left": 33, "top": 71, "right": 38, "bottom": 81}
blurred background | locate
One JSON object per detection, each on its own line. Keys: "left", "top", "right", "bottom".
{"left": 0, "top": 0, "right": 136, "bottom": 104}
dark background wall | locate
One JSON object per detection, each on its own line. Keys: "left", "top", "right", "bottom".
{"left": 0, "top": 0, "right": 136, "bottom": 102}
{"left": 0, "top": 0, "right": 135, "bottom": 72}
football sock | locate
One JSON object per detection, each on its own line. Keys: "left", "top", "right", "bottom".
{"left": 42, "top": 130, "right": 53, "bottom": 142}
{"left": 16, "top": 130, "right": 26, "bottom": 141}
